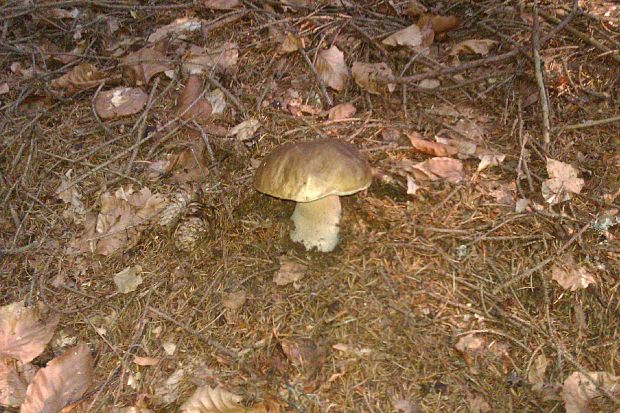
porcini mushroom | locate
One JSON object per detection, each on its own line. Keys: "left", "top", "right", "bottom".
{"left": 254, "top": 140, "right": 372, "bottom": 252}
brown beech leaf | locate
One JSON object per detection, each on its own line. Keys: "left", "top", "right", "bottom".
{"left": 179, "top": 385, "right": 245, "bottom": 413}
{"left": 417, "top": 14, "right": 460, "bottom": 34}
{"left": 280, "top": 337, "right": 325, "bottom": 376}
{"left": 133, "top": 355, "right": 160, "bottom": 366}
{"left": 0, "top": 301, "right": 59, "bottom": 364}
{"left": 50, "top": 63, "right": 107, "bottom": 94}
{"left": 0, "top": 357, "right": 29, "bottom": 407}
{"left": 561, "top": 371, "right": 620, "bottom": 413}
{"left": 183, "top": 42, "right": 239, "bottom": 75}
{"left": 148, "top": 17, "right": 205, "bottom": 43}
{"left": 20, "top": 343, "right": 93, "bottom": 413}
{"left": 94, "top": 87, "right": 147, "bottom": 120}
{"left": 407, "top": 132, "right": 458, "bottom": 157}
{"left": 541, "top": 158, "right": 584, "bottom": 204}
{"left": 450, "top": 39, "right": 498, "bottom": 56}
{"left": 550, "top": 254, "right": 595, "bottom": 291}
{"left": 204, "top": 0, "right": 242, "bottom": 9}
{"left": 121, "top": 45, "right": 170, "bottom": 86}
{"left": 279, "top": 32, "right": 302, "bottom": 54}
{"left": 69, "top": 186, "right": 166, "bottom": 256}
{"left": 409, "top": 157, "right": 465, "bottom": 183}
{"left": 382, "top": 24, "right": 433, "bottom": 48}
{"left": 406, "top": 0, "right": 428, "bottom": 17}
{"left": 221, "top": 291, "right": 247, "bottom": 311}
{"left": 148, "top": 143, "right": 208, "bottom": 184}
{"left": 352, "top": 62, "right": 395, "bottom": 95}
{"left": 327, "top": 102, "right": 356, "bottom": 120}
{"left": 274, "top": 256, "right": 306, "bottom": 288}
{"left": 315, "top": 45, "right": 348, "bottom": 92}
{"left": 176, "top": 75, "right": 212, "bottom": 122}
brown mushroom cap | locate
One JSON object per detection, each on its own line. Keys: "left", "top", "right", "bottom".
{"left": 254, "top": 140, "right": 372, "bottom": 202}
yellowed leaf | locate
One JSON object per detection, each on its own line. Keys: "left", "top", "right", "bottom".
{"left": 179, "top": 385, "right": 244, "bottom": 413}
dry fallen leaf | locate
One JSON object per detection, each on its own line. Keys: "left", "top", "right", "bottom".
{"left": 407, "top": 132, "right": 458, "bottom": 157}
{"left": 406, "top": 0, "right": 427, "bottom": 17}
{"left": 382, "top": 24, "right": 433, "bottom": 48}
{"left": 56, "top": 170, "right": 87, "bottom": 225}
{"left": 221, "top": 291, "right": 247, "bottom": 311}
{"left": 148, "top": 144, "right": 208, "bottom": 184}
{"left": 20, "top": 343, "right": 93, "bottom": 413}
{"left": 274, "top": 256, "right": 306, "bottom": 287}
{"left": 133, "top": 355, "right": 160, "bottom": 366}
{"left": 148, "top": 17, "right": 205, "bottom": 43}
{"left": 0, "top": 82, "right": 9, "bottom": 95}
{"left": 176, "top": 75, "right": 212, "bottom": 122}
{"left": 352, "top": 62, "right": 395, "bottom": 95}
{"left": 113, "top": 266, "right": 143, "bottom": 294}
{"left": 179, "top": 385, "right": 245, "bottom": 413}
{"left": 551, "top": 254, "right": 595, "bottom": 291}
{"left": 280, "top": 337, "right": 324, "bottom": 376}
{"left": 468, "top": 395, "right": 491, "bottom": 413}
{"left": 451, "top": 39, "right": 498, "bottom": 56}
{"left": 280, "top": 32, "right": 302, "bottom": 54}
{"left": 477, "top": 153, "right": 506, "bottom": 172}
{"left": 406, "top": 175, "right": 419, "bottom": 196}
{"left": 0, "top": 357, "right": 29, "bottom": 407}
{"left": 327, "top": 102, "right": 356, "bottom": 121}
{"left": 153, "top": 368, "right": 185, "bottom": 405}
{"left": 528, "top": 353, "right": 548, "bottom": 392}
{"left": 392, "top": 398, "right": 417, "bottom": 413}
{"left": 315, "top": 45, "right": 348, "bottom": 92}
{"left": 418, "top": 78, "right": 440, "bottom": 89}
{"left": 417, "top": 14, "right": 460, "bottom": 34}
{"left": 69, "top": 186, "right": 166, "bottom": 256}
{"left": 121, "top": 45, "right": 170, "bottom": 86}
{"left": 207, "top": 89, "right": 227, "bottom": 115}
{"left": 95, "top": 87, "right": 147, "bottom": 120}
{"left": 561, "top": 371, "right": 620, "bottom": 413}
{"left": 204, "top": 0, "right": 242, "bottom": 9}
{"left": 454, "top": 334, "right": 487, "bottom": 367}
{"left": 50, "top": 63, "right": 107, "bottom": 94}
{"left": 410, "top": 157, "right": 465, "bottom": 183}
{"left": 183, "top": 42, "right": 239, "bottom": 75}
{"left": 0, "top": 301, "right": 59, "bottom": 364}
{"left": 541, "top": 158, "right": 584, "bottom": 204}
{"left": 228, "top": 119, "right": 260, "bottom": 141}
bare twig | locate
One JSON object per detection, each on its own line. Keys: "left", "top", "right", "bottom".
{"left": 532, "top": 1, "right": 551, "bottom": 146}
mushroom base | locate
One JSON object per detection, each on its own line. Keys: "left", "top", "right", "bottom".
{"left": 290, "top": 195, "right": 341, "bottom": 252}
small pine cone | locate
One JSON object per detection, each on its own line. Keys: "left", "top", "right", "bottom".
{"left": 158, "top": 189, "right": 196, "bottom": 229}
{"left": 174, "top": 217, "right": 208, "bottom": 252}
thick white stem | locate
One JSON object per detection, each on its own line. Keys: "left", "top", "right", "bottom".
{"left": 290, "top": 195, "right": 341, "bottom": 252}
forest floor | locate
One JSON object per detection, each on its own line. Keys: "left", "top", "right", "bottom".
{"left": 1, "top": 0, "right": 619, "bottom": 412}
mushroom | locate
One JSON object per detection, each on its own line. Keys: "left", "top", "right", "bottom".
{"left": 254, "top": 139, "right": 372, "bottom": 252}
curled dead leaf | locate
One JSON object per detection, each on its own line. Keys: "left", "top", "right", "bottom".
{"left": 382, "top": 24, "right": 433, "bottom": 48}
{"left": 179, "top": 385, "right": 243, "bottom": 413}
{"left": 315, "top": 45, "right": 348, "bottom": 92}
{"left": 417, "top": 14, "right": 460, "bottom": 34}
{"left": 274, "top": 256, "right": 306, "bottom": 287}
{"left": 183, "top": 42, "right": 239, "bottom": 75}
{"left": 280, "top": 337, "right": 325, "bottom": 376}
{"left": 407, "top": 133, "right": 458, "bottom": 157}
{"left": 204, "top": 0, "right": 242, "bottom": 9}
{"left": 541, "top": 158, "right": 584, "bottom": 204}
{"left": 352, "top": 62, "right": 395, "bottom": 95}
{"left": 561, "top": 371, "right": 620, "bottom": 413}
{"left": 121, "top": 45, "right": 170, "bottom": 86}
{"left": 280, "top": 32, "right": 302, "bottom": 54}
{"left": 0, "top": 301, "right": 60, "bottom": 364}
{"left": 327, "top": 102, "right": 356, "bottom": 121}
{"left": 148, "top": 18, "right": 205, "bottom": 43}
{"left": 20, "top": 343, "right": 93, "bottom": 413}
{"left": 409, "top": 157, "right": 465, "bottom": 183}
{"left": 550, "top": 254, "right": 595, "bottom": 291}
{"left": 176, "top": 75, "right": 212, "bottom": 122}
{"left": 50, "top": 63, "right": 107, "bottom": 94}
{"left": 0, "top": 357, "right": 28, "bottom": 407}
{"left": 451, "top": 39, "right": 498, "bottom": 56}
{"left": 95, "top": 87, "right": 147, "bottom": 120}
